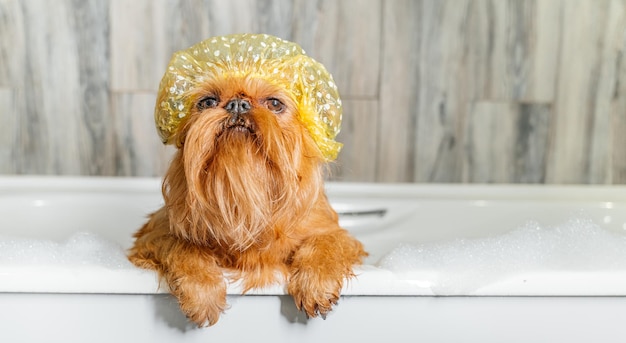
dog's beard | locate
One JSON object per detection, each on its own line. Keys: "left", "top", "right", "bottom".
{"left": 163, "top": 110, "right": 323, "bottom": 252}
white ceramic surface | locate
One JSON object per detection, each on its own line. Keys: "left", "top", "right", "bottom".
{"left": 2, "top": 176, "right": 626, "bottom": 342}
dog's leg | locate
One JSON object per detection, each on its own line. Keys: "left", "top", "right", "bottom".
{"left": 162, "top": 243, "right": 227, "bottom": 327}
{"left": 287, "top": 227, "right": 366, "bottom": 318}
{"left": 129, "top": 209, "right": 227, "bottom": 327}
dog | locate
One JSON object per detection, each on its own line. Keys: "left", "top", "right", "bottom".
{"left": 128, "top": 34, "right": 366, "bottom": 327}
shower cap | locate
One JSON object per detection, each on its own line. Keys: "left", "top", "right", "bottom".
{"left": 155, "top": 33, "right": 343, "bottom": 161}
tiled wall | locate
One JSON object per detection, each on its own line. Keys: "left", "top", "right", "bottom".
{"left": 1, "top": 0, "right": 625, "bottom": 183}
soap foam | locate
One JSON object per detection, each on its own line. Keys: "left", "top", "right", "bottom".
{"left": 0, "top": 232, "right": 133, "bottom": 269}
{"left": 377, "top": 216, "right": 626, "bottom": 295}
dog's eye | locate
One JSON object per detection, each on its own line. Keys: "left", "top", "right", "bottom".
{"left": 265, "top": 98, "right": 285, "bottom": 114}
{"left": 196, "top": 96, "right": 219, "bottom": 110}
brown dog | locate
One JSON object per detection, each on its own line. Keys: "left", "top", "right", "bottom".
{"left": 128, "top": 34, "right": 366, "bottom": 327}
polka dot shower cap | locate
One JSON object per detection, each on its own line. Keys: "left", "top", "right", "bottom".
{"left": 155, "top": 33, "right": 343, "bottom": 161}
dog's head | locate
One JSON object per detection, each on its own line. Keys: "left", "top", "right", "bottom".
{"left": 157, "top": 34, "right": 342, "bottom": 251}
{"left": 156, "top": 33, "right": 343, "bottom": 161}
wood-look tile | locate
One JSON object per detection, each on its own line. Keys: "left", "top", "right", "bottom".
{"left": 2, "top": 0, "right": 626, "bottom": 183}
{"left": 205, "top": 0, "right": 257, "bottom": 36}
{"left": 110, "top": 0, "right": 164, "bottom": 91}
{"left": 1, "top": 0, "right": 116, "bottom": 175}
{"left": 464, "top": 102, "right": 551, "bottom": 183}
{"left": 0, "top": 89, "right": 16, "bottom": 173}
{"left": 110, "top": 0, "right": 213, "bottom": 91}
{"left": 588, "top": 0, "right": 626, "bottom": 184}
{"left": 331, "top": 99, "right": 379, "bottom": 182}
{"left": 376, "top": 0, "right": 420, "bottom": 182}
{"left": 12, "top": 0, "right": 84, "bottom": 174}
{"left": 526, "top": 0, "right": 561, "bottom": 102}
{"left": 547, "top": 0, "right": 624, "bottom": 183}
{"left": 463, "top": 102, "right": 517, "bottom": 183}
{"left": 110, "top": 0, "right": 291, "bottom": 92}
{"left": 466, "top": 0, "right": 560, "bottom": 102}
{"left": 71, "top": 0, "right": 115, "bottom": 176}
{"left": 111, "top": 92, "right": 175, "bottom": 177}
{"left": 610, "top": 2, "right": 626, "bottom": 183}
{"left": 513, "top": 104, "right": 552, "bottom": 183}
{"left": 293, "top": 0, "right": 381, "bottom": 98}
{"left": 0, "top": 0, "right": 23, "bottom": 88}
{"left": 413, "top": 0, "right": 471, "bottom": 183}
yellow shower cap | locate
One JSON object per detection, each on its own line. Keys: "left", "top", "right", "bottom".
{"left": 155, "top": 33, "right": 343, "bottom": 161}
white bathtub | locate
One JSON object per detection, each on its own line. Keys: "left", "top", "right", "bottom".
{"left": 2, "top": 176, "right": 626, "bottom": 342}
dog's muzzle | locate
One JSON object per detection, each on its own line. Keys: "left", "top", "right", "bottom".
{"left": 224, "top": 99, "right": 254, "bottom": 133}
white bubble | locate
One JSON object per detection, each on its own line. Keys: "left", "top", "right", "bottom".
{"left": 0, "top": 232, "right": 134, "bottom": 269}
{"left": 378, "top": 216, "right": 626, "bottom": 295}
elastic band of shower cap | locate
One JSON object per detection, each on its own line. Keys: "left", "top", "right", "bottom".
{"left": 154, "top": 33, "right": 343, "bottom": 161}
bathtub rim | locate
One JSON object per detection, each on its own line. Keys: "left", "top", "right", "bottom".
{"left": 3, "top": 175, "right": 626, "bottom": 297}
{"left": 3, "top": 175, "right": 626, "bottom": 202}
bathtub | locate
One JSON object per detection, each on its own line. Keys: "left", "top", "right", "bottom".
{"left": 2, "top": 176, "right": 626, "bottom": 342}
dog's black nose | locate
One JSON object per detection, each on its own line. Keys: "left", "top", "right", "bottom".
{"left": 224, "top": 98, "right": 251, "bottom": 115}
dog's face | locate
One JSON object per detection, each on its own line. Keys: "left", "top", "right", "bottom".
{"left": 179, "top": 76, "right": 303, "bottom": 162}
{"left": 164, "top": 76, "right": 324, "bottom": 251}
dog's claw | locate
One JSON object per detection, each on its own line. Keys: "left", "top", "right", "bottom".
{"left": 288, "top": 276, "right": 341, "bottom": 319}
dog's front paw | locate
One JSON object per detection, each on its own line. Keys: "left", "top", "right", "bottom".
{"left": 170, "top": 276, "right": 228, "bottom": 327}
{"left": 287, "top": 268, "right": 342, "bottom": 318}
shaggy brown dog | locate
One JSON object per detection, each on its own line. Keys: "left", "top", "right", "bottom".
{"left": 128, "top": 74, "right": 366, "bottom": 327}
